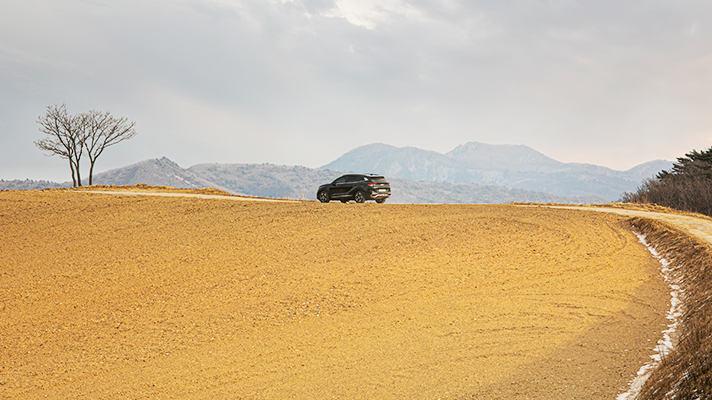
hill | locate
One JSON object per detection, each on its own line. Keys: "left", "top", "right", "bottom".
{"left": 89, "top": 157, "right": 230, "bottom": 191}
{"left": 3, "top": 158, "right": 605, "bottom": 204}
{"left": 0, "top": 179, "right": 67, "bottom": 191}
{"left": 187, "top": 162, "right": 341, "bottom": 200}
{"left": 0, "top": 158, "right": 223, "bottom": 192}
{"left": 321, "top": 142, "right": 672, "bottom": 201}
{"left": 0, "top": 189, "right": 669, "bottom": 399}
{"left": 188, "top": 162, "right": 603, "bottom": 204}
{"left": 3, "top": 141, "right": 670, "bottom": 203}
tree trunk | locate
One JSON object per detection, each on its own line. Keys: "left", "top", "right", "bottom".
{"left": 88, "top": 160, "right": 95, "bottom": 186}
{"left": 68, "top": 158, "right": 77, "bottom": 187}
{"left": 74, "top": 159, "right": 82, "bottom": 187}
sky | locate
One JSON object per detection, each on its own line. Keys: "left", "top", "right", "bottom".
{"left": 2, "top": 0, "right": 712, "bottom": 182}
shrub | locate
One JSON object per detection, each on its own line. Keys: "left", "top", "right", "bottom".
{"left": 622, "top": 147, "right": 712, "bottom": 216}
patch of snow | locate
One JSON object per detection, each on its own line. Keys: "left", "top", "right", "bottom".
{"left": 617, "top": 233, "right": 684, "bottom": 400}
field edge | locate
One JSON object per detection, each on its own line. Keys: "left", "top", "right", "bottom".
{"left": 629, "top": 217, "right": 712, "bottom": 399}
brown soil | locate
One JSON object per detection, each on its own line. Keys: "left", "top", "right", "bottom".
{"left": 0, "top": 189, "right": 671, "bottom": 399}
{"left": 68, "top": 184, "right": 263, "bottom": 199}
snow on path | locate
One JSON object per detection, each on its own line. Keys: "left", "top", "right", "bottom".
{"left": 616, "top": 233, "right": 683, "bottom": 400}
{"left": 544, "top": 205, "right": 712, "bottom": 400}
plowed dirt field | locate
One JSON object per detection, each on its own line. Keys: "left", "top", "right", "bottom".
{"left": 0, "top": 188, "right": 670, "bottom": 399}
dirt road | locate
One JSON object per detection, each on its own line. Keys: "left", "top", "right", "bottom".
{"left": 558, "top": 205, "right": 712, "bottom": 245}
{"left": 0, "top": 189, "right": 676, "bottom": 399}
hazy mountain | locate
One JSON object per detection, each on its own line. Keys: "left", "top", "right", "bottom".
{"left": 446, "top": 142, "right": 562, "bottom": 171}
{"left": 388, "top": 178, "right": 603, "bottom": 204}
{"left": 320, "top": 144, "right": 469, "bottom": 183}
{"left": 1, "top": 157, "right": 605, "bottom": 204}
{"left": 322, "top": 142, "right": 673, "bottom": 200}
{"left": 89, "top": 157, "right": 229, "bottom": 191}
{"left": 187, "top": 163, "right": 341, "bottom": 200}
{"left": 0, "top": 179, "right": 68, "bottom": 191}
{"left": 6, "top": 139, "right": 672, "bottom": 203}
{"left": 624, "top": 160, "right": 672, "bottom": 181}
{"left": 188, "top": 162, "right": 603, "bottom": 204}
{"left": 0, "top": 158, "right": 221, "bottom": 191}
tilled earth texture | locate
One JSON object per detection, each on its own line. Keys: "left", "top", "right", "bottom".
{"left": 0, "top": 189, "right": 669, "bottom": 399}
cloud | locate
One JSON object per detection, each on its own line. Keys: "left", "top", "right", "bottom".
{"left": 2, "top": 0, "right": 712, "bottom": 181}
{"left": 319, "top": 0, "right": 427, "bottom": 29}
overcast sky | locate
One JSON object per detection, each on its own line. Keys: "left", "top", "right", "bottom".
{"left": 2, "top": 0, "right": 712, "bottom": 182}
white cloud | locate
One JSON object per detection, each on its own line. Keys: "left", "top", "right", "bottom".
{"left": 321, "top": 0, "right": 427, "bottom": 29}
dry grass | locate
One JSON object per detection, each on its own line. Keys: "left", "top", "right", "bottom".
{"left": 630, "top": 217, "right": 712, "bottom": 400}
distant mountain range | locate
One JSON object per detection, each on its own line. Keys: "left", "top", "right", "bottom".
{"left": 1, "top": 157, "right": 600, "bottom": 204}
{"left": 1, "top": 142, "right": 672, "bottom": 204}
{"left": 322, "top": 142, "right": 672, "bottom": 200}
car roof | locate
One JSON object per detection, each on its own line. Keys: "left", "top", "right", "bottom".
{"left": 340, "top": 173, "right": 383, "bottom": 178}
{"left": 342, "top": 174, "right": 383, "bottom": 178}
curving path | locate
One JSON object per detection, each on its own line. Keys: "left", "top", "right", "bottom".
{"left": 547, "top": 205, "right": 712, "bottom": 245}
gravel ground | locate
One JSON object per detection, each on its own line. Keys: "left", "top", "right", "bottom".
{"left": 0, "top": 188, "right": 669, "bottom": 399}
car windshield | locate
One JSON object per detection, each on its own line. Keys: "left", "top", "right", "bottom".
{"left": 370, "top": 177, "right": 388, "bottom": 183}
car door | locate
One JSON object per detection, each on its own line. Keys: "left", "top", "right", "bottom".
{"left": 343, "top": 175, "right": 367, "bottom": 197}
{"left": 330, "top": 175, "right": 351, "bottom": 198}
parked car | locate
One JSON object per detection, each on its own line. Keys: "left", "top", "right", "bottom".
{"left": 317, "top": 174, "right": 391, "bottom": 203}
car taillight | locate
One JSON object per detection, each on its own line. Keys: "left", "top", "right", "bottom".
{"left": 368, "top": 183, "right": 376, "bottom": 186}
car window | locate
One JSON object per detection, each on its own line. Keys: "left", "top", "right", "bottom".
{"left": 345, "top": 175, "right": 361, "bottom": 182}
{"left": 370, "top": 177, "right": 388, "bottom": 183}
{"left": 333, "top": 177, "right": 347, "bottom": 184}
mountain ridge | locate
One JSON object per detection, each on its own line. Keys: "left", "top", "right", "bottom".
{"left": 321, "top": 142, "right": 672, "bottom": 200}
{"left": 1, "top": 157, "right": 605, "bottom": 204}
{"left": 2, "top": 141, "right": 671, "bottom": 203}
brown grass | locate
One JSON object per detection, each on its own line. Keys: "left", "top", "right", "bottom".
{"left": 630, "top": 217, "right": 712, "bottom": 400}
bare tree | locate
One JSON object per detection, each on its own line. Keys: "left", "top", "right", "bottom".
{"left": 34, "top": 104, "right": 87, "bottom": 187}
{"left": 83, "top": 110, "right": 137, "bottom": 185}
{"left": 35, "top": 105, "right": 138, "bottom": 187}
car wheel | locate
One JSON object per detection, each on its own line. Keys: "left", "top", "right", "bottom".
{"left": 317, "top": 191, "right": 330, "bottom": 203}
{"left": 375, "top": 198, "right": 386, "bottom": 204}
{"left": 354, "top": 191, "right": 366, "bottom": 203}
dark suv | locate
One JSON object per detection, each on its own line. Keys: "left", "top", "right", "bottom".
{"left": 317, "top": 174, "right": 391, "bottom": 203}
